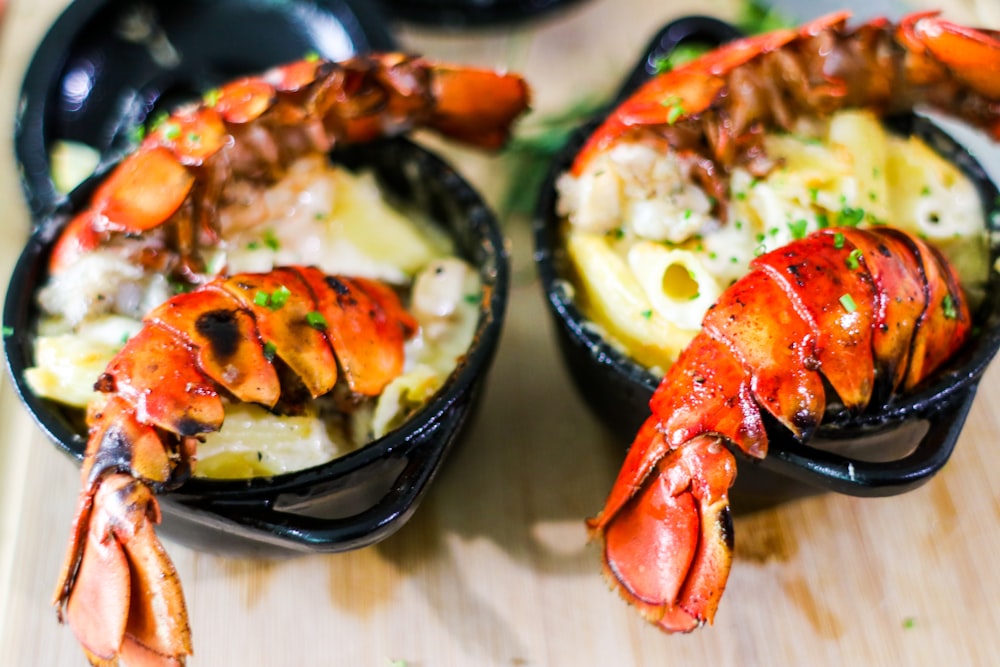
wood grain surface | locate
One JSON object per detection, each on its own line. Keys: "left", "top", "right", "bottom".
{"left": 2, "top": 0, "right": 1000, "bottom": 665}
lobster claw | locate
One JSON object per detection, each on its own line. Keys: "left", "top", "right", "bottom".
{"left": 55, "top": 474, "right": 191, "bottom": 667}
{"left": 589, "top": 430, "right": 737, "bottom": 632}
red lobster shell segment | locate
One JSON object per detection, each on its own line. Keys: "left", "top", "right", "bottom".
{"left": 588, "top": 226, "right": 971, "bottom": 633}
{"left": 54, "top": 265, "right": 419, "bottom": 665}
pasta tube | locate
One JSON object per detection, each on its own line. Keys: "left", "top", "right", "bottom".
{"left": 566, "top": 231, "right": 696, "bottom": 370}
{"left": 627, "top": 242, "right": 723, "bottom": 332}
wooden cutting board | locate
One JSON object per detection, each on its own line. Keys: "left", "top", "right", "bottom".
{"left": 3, "top": 0, "right": 1000, "bottom": 665}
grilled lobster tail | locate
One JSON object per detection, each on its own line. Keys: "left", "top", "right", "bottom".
{"left": 572, "top": 12, "right": 1000, "bottom": 207}
{"left": 54, "top": 266, "right": 417, "bottom": 665}
{"left": 587, "top": 227, "right": 971, "bottom": 632}
{"left": 48, "top": 53, "right": 531, "bottom": 276}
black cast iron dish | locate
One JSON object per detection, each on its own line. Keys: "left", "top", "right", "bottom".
{"left": 4, "top": 0, "right": 508, "bottom": 556}
{"left": 533, "top": 15, "right": 1000, "bottom": 510}
{"left": 15, "top": 0, "right": 395, "bottom": 220}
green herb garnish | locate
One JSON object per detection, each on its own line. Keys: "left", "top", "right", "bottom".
{"left": 306, "top": 311, "right": 328, "bottom": 329}
{"left": 268, "top": 285, "right": 291, "bottom": 310}
{"left": 942, "top": 293, "right": 958, "bottom": 320}
{"left": 263, "top": 341, "right": 278, "bottom": 361}
{"left": 833, "top": 232, "right": 845, "bottom": 249}
{"left": 838, "top": 206, "right": 865, "bottom": 227}
{"left": 162, "top": 123, "right": 181, "bottom": 141}
{"left": 845, "top": 248, "right": 863, "bottom": 270}
{"left": 839, "top": 293, "right": 857, "bottom": 313}
{"left": 788, "top": 219, "right": 808, "bottom": 240}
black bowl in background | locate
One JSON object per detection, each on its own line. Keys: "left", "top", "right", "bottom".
{"left": 14, "top": 0, "right": 396, "bottom": 221}
{"left": 5, "top": 136, "right": 509, "bottom": 556}
{"left": 379, "top": 0, "right": 590, "bottom": 29}
{"left": 533, "top": 16, "right": 1000, "bottom": 511}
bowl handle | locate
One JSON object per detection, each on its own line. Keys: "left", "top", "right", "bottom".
{"left": 199, "top": 445, "right": 442, "bottom": 553}
{"left": 193, "top": 400, "right": 470, "bottom": 553}
{"left": 758, "top": 386, "right": 978, "bottom": 498}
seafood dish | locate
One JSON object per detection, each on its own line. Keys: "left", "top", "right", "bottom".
{"left": 9, "top": 53, "right": 529, "bottom": 666}
{"left": 547, "top": 11, "right": 1000, "bottom": 634}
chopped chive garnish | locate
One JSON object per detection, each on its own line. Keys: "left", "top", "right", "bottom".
{"left": 833, "top": 232, "right": 845, "bottom": 249}
{"left": 903, "top": 617, "right": 916, "bottom": 630}
{"left": 808, "top": 186, "right": 819, "bottom": 202}
{"left": 641, "top": 309, "right": 653, "bottom": 320}
{"left": 754, "top": 244, "right": 766, "bottom": 257}
{"left": 268, "top": 285, "right": 291, "bottom": 310}
{"left": 306, "top": 311, "right": 328, "bottom": 329}
{"left": 263, "top": 229, "right": 280, "bottom": 251}
{"left": 132, "top": 124, "right": 146, "bottom": 143}
{"left": 666, "top": 104, "right": 685, "bottom": 125}
{"left": 838, "top": 206, "right": 865, "bottom": 227}
{"left": 921, "top": 186, "right": 932, "bottom": 196}
{"left": 187, "top": 132, "right": 201, "bottom": 144}
{"left": 845, "top": 248, "right": 863, "bottom": 270}
{"left": 263, "top": 341, "right": 278, "bottom": 361}
{"left": 254, "top": 291, "right": 270, "bottom": 307}
{"left": 304, "top": 51, "right": 321, "bottom": 62}
{"left": 942, "top": 294, "right": 958, "bottom": 320}
{"left": 162, "top": 123, "right": 181, "bottom": 140}
{"left": 204, "top": 88, "right": 221, "bottom": 107}
{"left": 2, "top": 325, "right": 13, "bottom": 337}
{"left": 839, "top": 293, "right": 857, "bottom": 313}
{"left": 463, "top": 293, "right": 480, "bottom": 304}
{"left": 789, "top": 219, "right": 808, "bottom": 240}
{"left": 816, "top": 213, "right": 830, "bottom": 228}
{"left": 247, "top": 240, "right": 260, "bottom": 250}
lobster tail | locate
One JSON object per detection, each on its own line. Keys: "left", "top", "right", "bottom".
{"left": 590, "top": 227, "right": 972, "bottom": 632}
{"left": 48, "top": 53, "right": 530, "bottom": 275}
{"left": 55, "top": 266, "right": 419, "bottom": 665}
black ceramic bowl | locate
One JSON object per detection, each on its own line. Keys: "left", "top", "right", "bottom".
{"left": 4, "top": 0, "right": 508, "bottom": 557}
{"left": 533, "top": 16, "right": 1000, "bottom": 510}
{"left": 5, "top": 137, "right": 509, "bottom": 557}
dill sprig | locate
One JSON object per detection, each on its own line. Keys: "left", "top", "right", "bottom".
{"left": 500, "top": 96, "right": 606, "bottom": 218}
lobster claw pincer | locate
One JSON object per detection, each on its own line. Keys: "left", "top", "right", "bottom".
{"left": 589, "top": 425, "right": 737, "bottom": 632}
{"left": 56, "top": 474, "right": 190, "bottom": 667}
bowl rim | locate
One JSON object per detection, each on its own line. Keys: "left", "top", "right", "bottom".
{"left": 532, "top": 14, "right": 1000, "bottom": 496}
